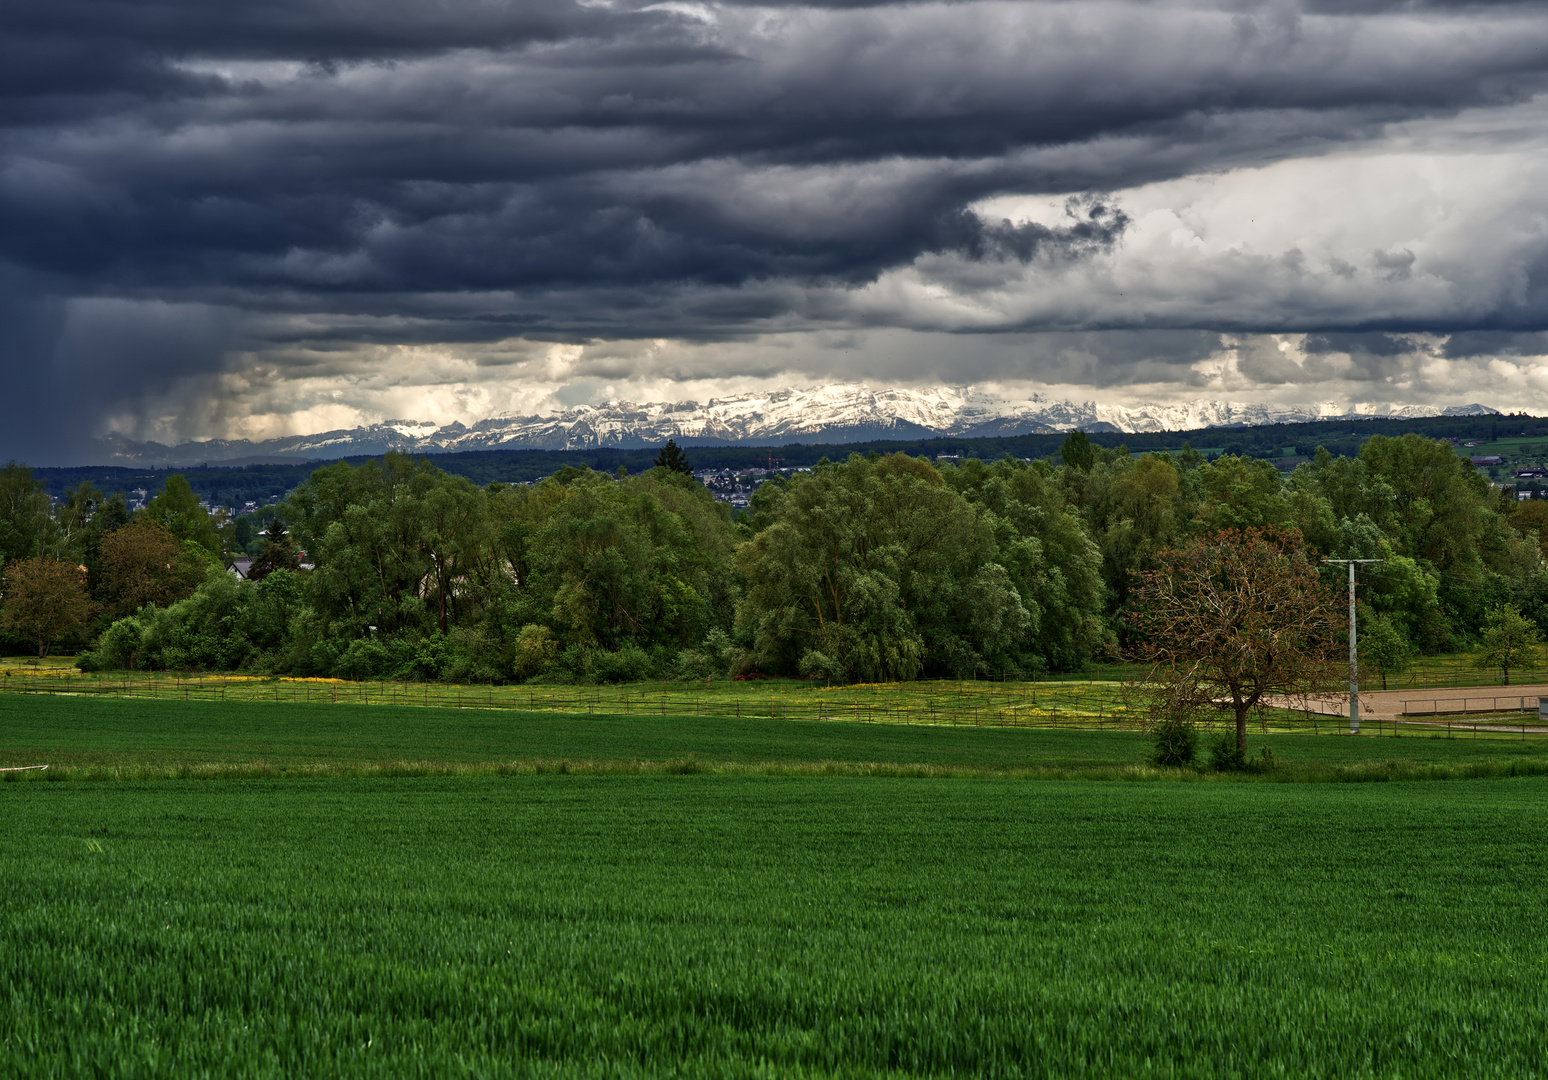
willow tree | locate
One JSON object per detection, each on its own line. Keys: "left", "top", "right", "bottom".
{"left": 735, "top": 453, "right": 1031, "bottom": 682}
{"left": 1127, "top": 528, "right": 1344, "bottom": 752}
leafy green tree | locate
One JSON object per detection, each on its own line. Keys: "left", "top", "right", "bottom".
{"left": 1286, "top": 483, "right": 1340, "bottom": 558}
{"left": 290, "top": 454, "right": 445, "bottom": 636}
{"left": 285, "top": 454, "right": 737, "bottom": 675}
{"left": 50, "top": 482, "right": 103, "bottom": 562}
{"left": 231, "top": 515, "right": 259, "bottom": 556}
{"left": 1358, "top": 606, "right": 1415, "bottom": 690}
{"left": 80, "top": 494, "right": 131, "bottom": 610}
{"left": 1082, "top": 452, "right": 1182, "bottom": 613}
{"left": 1192, "top": 455, "right": 1290, "bottom": 533}
{"left": 652, "top": 439, "right": 693, "bottom": 476}
{"left": 1363, "top": 547, "right": 1447, "bottom": 652}
{"left": 98, "top": 520, "right": 209, "bottom": 617}
{"left": 93, "top": 614, "right": 148, "bottom": 670}
{"left": 1285, "top": 435, "right": 1521, "bottom": 648}
{"left": 247, "top": 570, "right": 304, "bottom": 654}
{"left": 0, "top": 461, "right": 54, "bottom": 574}
{"left": 136, "top": 572, "right": 255, "bottom": 671}
{"left": 942, "top": 456, "right": 1109, "bottom": 669}
{"left": 144, "top": 475, "right": 223, "bottom": 557}
{"left": 1, "top": 556, "right": 92, "bottom": 657}
{"left": 530, "top": 469, "right": 729, "bottom": 650}
{"left": 420, "top": 474, "right": 495, "bottom": 635}
{"left": 737, "top": 454, "right": 1034, "bottom": 681}
{"left": 1290, "top": 448, "right": 1392, "bottom": 528}
{"left": 1509, "top": 499, "right": 1548, "bottom": 559}
{"left": 740, "top": 473, "right": 788, "bottom": 536}
{"left": 1476, "top": 603, "right": 1542, "bottom": 686}
{"left": 1360, "top": 434, "right": 1506, "bottom": 634}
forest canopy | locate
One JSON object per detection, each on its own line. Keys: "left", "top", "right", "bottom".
{"left": 0, "top": 431, "right": 1543, "bottom": 684}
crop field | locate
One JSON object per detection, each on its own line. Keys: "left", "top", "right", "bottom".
{"left": 4, "top": 773, "right": 1546, "bottom": 1077}
{"left": 6, "top": 694, "right": 1548, "bottom": 782}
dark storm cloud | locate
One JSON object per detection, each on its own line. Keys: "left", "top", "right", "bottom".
{"left": 1303, "top": 332, "right": 1422, "bottom": 357}
{"left": 5, "top": 0, "right": 1548, "bottom": 456}
{"left": 8, "top": 0, "right": 1548, "bottom": 297}
{"left": 1443, "top": 330, "right": 1548, "bottom": 358}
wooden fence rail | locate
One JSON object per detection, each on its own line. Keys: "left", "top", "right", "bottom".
{"left": 5, "top": 670, "right": 1547, "bottom": 739}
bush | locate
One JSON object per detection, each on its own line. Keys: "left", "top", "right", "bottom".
{"left": 514, "top": 625, "right": 558, "bottom": 679}
{"left": 797, "top": 649, "right": 847, "bottom": 684}
{"left": 332, "top": 635, "right": 416, "bottom": 681}
{"left": 588, "top": 644, "right": 654, "bottom": 684}
{"left": 703, "top": 628, "right": 734, "bottom": 675}
{"left": 1207, "top": 734, "right": 1246, "bottom": 772}
{"left": 92, "top": 615, "right": 148, "bottom": 670}
{"left": 410, "top": 633, "right": 453, "bottom": 680}
{"left": 442, "top": 626, "right": 509, "bottom": 684}
{"left": 334, "top": 637, "right": 395, "bottom": 681}
{"left": 675, "top": 648, "right": 715, "bottom": 680}
{"left": 1149, "top": 716, "right": 1198, "bottom": 767}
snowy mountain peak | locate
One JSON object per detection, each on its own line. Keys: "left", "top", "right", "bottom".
{"left": 93, "top": 384, "right": 1499, "bottom": 467}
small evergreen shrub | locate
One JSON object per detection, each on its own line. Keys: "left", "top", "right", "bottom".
{"left": 1208, "top": 734, "right": 1247, "bottom": 772}
{"left": 1149, "top": 716, "right": 1198, "bottom": 767}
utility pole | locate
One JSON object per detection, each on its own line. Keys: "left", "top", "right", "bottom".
{"left": 1323, "top": 559, "right": 1382, "bottom": 733}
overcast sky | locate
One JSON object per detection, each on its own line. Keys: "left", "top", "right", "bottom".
{"left": 4, "top": 0, "right": 1548, "bottom": 460}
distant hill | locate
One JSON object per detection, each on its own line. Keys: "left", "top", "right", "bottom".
{"left": 31, "top": 409, "right": 1544, "bottom": 512}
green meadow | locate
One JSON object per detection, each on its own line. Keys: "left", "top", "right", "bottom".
{"left": 5, "top": 773, "right": 1547, "bottom": 1077}
{"left": 5, "top": 694, "right": 1548, "bottom": 1077}
{"left": 4, "top": 693, "right": 1548, "bottom": 779}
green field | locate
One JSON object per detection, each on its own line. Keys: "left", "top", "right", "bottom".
{"left": 7, "top": 695, "right": 1548, "bottom": 1076}
{"left": 5, "top": 694, "right": 1548, "bottom": 780}
{"left": 0, "top": 662, "right": 1140, "bottom": 729}
{"left": 4, "top": 650, "right": 1544, "bottom": 734}
{"left": 4, "top": 774, "right": 1546, "bottom": 1077}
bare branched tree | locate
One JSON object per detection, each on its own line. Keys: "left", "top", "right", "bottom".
{"left": 1127, "top": 528, "right": 1345, "bottom": 752}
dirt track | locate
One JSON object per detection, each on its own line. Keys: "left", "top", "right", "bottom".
{"left": 1272, "top": 683, "right": 1548, "bottom": 723}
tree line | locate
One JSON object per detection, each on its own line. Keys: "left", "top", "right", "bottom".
{"left": 2, "top": 430, "right": 1545, "bottom": 684}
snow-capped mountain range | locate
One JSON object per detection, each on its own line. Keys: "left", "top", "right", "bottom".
{"left": 95, "top": 385, "right": 1499, "bottom": 467}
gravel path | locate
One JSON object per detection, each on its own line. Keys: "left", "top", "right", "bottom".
{"left": 1270, "top": 683, "right": 1548, "bottom": 724}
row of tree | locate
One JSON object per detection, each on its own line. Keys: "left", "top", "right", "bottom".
{"left": 1, "top": 431, "right": 1545, "bottom": 683}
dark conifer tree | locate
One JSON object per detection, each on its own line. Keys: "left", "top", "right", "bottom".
{"left": 1061, "top": 430, "right": 1095, "bottom": 472}
{"left": 248, "top": 517, "right": 300, "bottom": 581}
{"left": 653, "top": 439, "right": 693, "bottom": 475}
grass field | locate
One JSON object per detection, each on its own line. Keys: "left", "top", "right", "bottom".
{"left": 4, "top": 774, "right": 1546, "bottom": 1077}
{"left": 7, "top": 689, "right": 1548, "bottom": 1076}
{"left": 5, "top": 694, "right": 1548, "bottom": 781}
{"left": 4, "top": 650, "right": 1544, "bottom": 736}
{"left": 0, "top": 662, "right": 1139, "bottom": 728}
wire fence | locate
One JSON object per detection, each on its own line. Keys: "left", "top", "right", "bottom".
{"left": 1401, "top": 695, "right": 1541, "bottom": 717}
